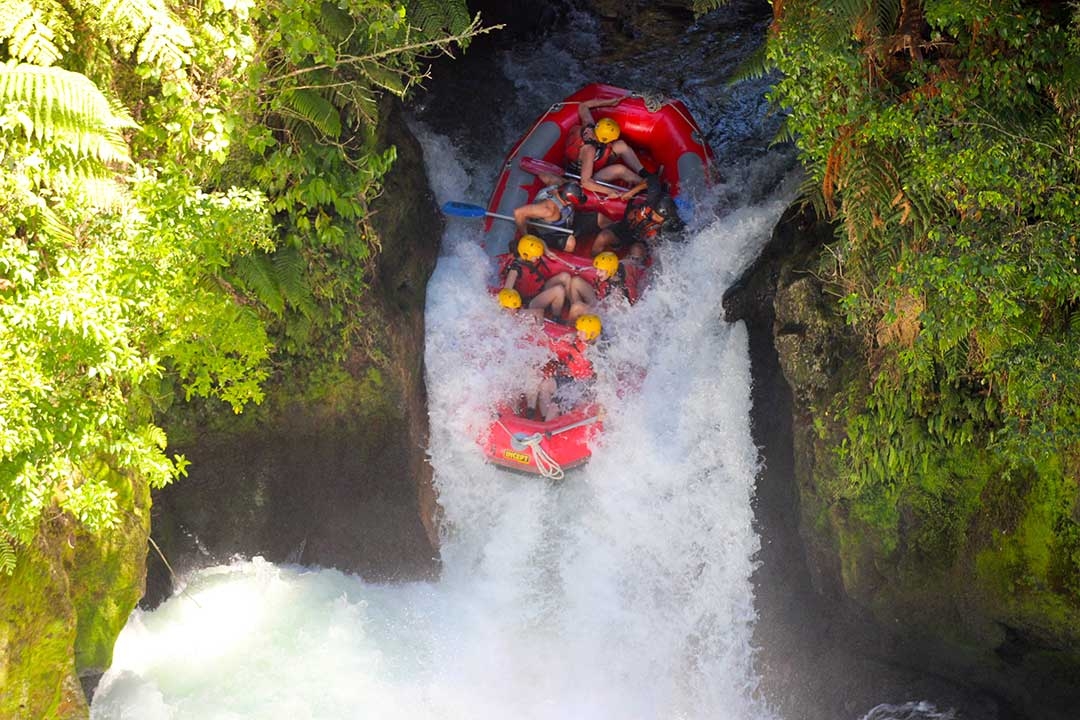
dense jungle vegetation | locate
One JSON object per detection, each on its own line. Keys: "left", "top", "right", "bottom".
{"left": 0, "top": 0, "right": 485, "bottom": 574}
{"left": 763, "top": 0, "right": 1080, "bottom": 615}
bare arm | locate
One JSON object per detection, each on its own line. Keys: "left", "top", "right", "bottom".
{"left": 503, "top": 267, "right": 519, "bottom": 290}
{"left": 578, "top": 145, "right": 618, "bottom": 198}
{"left": 577, "top": 96, "right": 622, "bottom": 126}
{"left": 514, "top": 200, "right": 560, "bottom": 234}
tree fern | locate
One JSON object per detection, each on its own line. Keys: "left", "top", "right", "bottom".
{"left": 0, "top": 0, "right": 61, "bottom": 66}
{"left": 0, "top": 61, "right": 134, "bottom": 165}
{"left": 232, "top": 252, "right": 286, "bottom": 316}
{"left": 0, "top": 533, "right": 15, "bottom": 575}
{"left": 70, "top": 0, "right": 192, "bottom": 75}
{"left": 230, "top": 247, "right": 316, "bottom": 318}
{"left": 405, "top": 0, "right": 472, "bottom": 40}
{"left": 278, "top": 87, "right": 343, "bottom": 139}
{"left": 271, "top": 246, "right": 316, "bottom": 318}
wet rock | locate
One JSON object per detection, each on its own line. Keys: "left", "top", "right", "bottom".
{"left": 145, "top": 96, "right": 442, "bottom": 606}
{"left": 0, "top": 469, "right": 150, "bottom": 715}
{"left": 724, "top": 204, "right": 1019, "bottom": 720}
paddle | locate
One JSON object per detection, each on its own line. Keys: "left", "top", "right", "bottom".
{"left": 520, "top": 156, "right": 651, "bottom": 201}
{"left": 441, "top": 201, "right": 572, "bottom": 235}
{"left": 519, "top": 157, "right": 626, "bottom": 192}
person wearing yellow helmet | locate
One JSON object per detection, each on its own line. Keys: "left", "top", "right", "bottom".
{"left": 497, "top": 286, "right": 554, "bottom": 325}
{"left": 500, "top": 235, "right": 568, "bottom": 320}
{"left": 563, "top": 251, "right": 639, "bottom": 322}
{"left": 564, "top": 96, "right": 654, "bottom": 200}
{"left": 497, "top": 287, "right": 522, "bottom": 309}
{"left": 574, "top": 313, "right": 603, "bottom": 341}
{"left": 592, "top": 250, "right": 619, "bottom": 277}
{"left": 532, "top": 313, "right": 602, "bottom": 422}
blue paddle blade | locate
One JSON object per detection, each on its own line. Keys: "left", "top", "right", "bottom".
{"left": 441, "top": 201, "right": 488, "bottom": 218}
{"left": 673, "top": 195, "right": 694, "bottom": 222}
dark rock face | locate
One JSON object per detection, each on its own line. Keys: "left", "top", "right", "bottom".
{"left": 724, "top": 205, "right": 1012, "bottom": 720}
{"left": 145, "top": 97, "right": 442, "bottom": 606}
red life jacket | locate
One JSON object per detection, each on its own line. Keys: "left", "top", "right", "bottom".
{"left": 564, "top": 124, "right": 614, "bottom": 172}
{"left": 499, "top": 254, "right": 554, "bottom": 300}
{"left": 551, "top": 336, "right": 594, "bottom": 381}
{"left": 592, "top": 265, "right": 637, "bottom": 303}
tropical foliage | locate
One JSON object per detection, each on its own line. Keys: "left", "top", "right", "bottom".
{"left": 0, "top": 0, "right": 485, "bottom": 573}
{"left": 765, "top": 0, "right": 1080, "bottom": 597}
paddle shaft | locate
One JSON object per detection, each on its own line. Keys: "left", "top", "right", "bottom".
{"left": 486, "top": 210, "right": 573, "bottom": 235}
{"left": 520, "top": 156, "right": 625, "bottom": 192}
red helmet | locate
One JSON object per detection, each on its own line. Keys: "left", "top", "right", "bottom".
{"left": 557, "top": 181, "right": 586, "bottom": 206}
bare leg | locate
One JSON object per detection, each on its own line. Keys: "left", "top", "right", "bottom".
{"left": 567, "top": 301, "right": 592, "bottom": 323}
{"left": 536, "top": 171, "right": 564, "bottom": 186}
{"left": 610, "top": 140, "right": 644, "bottom": 174}
{"left": 525, "top": 376, "right": 543, "bottom": 415}
{"left": 537, "top": 376, "right": 559, "bottom": 421}
{"left": 544, "top": 272, "right": 573, "bottom": 293}
{"left": 594, "top": 163, "right": 642, "bottom": 186}
{"left": 591, "top": 228, "right": 618, "bottom": 256}
{"left": 568, "top": 275, "right": 597, "bottom": 306}
{"left": 529, "top": 284, "right": 566, "bottom": 319}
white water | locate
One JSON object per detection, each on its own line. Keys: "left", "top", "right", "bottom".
{"left": 91, "top": 138, "right": 795, "bottom": 719}
{"left": 92, "top": 12, "right": 808, "bottom": 719}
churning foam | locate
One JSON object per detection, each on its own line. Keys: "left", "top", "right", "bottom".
{"left": 93, "top": 74, "right": 798, "bottom": 719}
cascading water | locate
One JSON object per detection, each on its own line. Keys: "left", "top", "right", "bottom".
{"left": 90, "top": 6, "right": 951, "bottom": 720}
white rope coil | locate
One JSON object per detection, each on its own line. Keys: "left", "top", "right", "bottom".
{"left": 494, "top": 419, "right": 565, "bottom": 481}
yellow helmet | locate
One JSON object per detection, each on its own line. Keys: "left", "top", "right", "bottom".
{"left": 517, "top": 234, "right": 545, "bottom": 262}
{"left": 498, "top": 288, "right": 522, "bottom": 310}
{"left": 576, "top": 313, "right": 602, "bottom": 341}
{"left": 594, "top": 117, "right": 620, "bottom": 144}
{"left": 593, "top": 251, "right": 619, "bottom": 277}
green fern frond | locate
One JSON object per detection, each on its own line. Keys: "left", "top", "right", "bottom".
{"left": 317, "top": 1, "right": 354, "bottom": 43}
{"left": 0, "top": 0, "right": 61, "bottom": 66}
{"left": 278, "top": 88, "right": 342, "bottom": 138}
{"left": 405, "top": 0, "right": 472, "bottom": 40}
{"left": 90, "top": 0, "right": 193, "bottom": 73}
{"left": 824, "top": 0, "right": 874, "bottom": 25}
{"left": 136, "top": 14, "right": 191, "bottom": 71}
{"left": 0, "top": 61, "right": 134, "bottom": 165}
{"left": 692, "top": 1, "right": 733, "bottom": 15}
{"left": 271, "top": 246, "right": 316, "bottom": 317}
{"left": 231, "top": 252, "right": 285, "bottom": 315}
{"left": 728, "top": 42, "right": 772, "bottom": 85}
{"left": 0, "top": 534, "right": 16, "bottom": 575}
{"left": 875, "top": 0, "right": 902, "bottom": 36}
{"left": 770, "top": 117, "right": 798, "bottom": 147}
{"left": 797, "top": 169, "right": 829, "bottom": 220}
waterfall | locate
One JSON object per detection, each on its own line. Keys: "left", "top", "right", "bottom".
{"left": 92, "top": 7, "right": 808, "bottom": 719}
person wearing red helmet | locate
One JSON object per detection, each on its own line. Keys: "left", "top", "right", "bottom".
{"left": 512, "top": 181, "right": 606, "bottom": 254}
{"left": 590, "top": 190, "right": 684, "bottom": 260}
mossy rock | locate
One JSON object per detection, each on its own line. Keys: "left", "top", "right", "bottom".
{"left": 0, "top": 471, "right": 150, "bottom": 718}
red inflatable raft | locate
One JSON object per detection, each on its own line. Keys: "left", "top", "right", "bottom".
{"left": 478, "top": 83, "right": 714, "bottom": 477}
{"left": 480, "top": 321, "right": 602, "bottom": 480}
{"left": 481, "top": 82, "right": 715, "bottom": 258}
